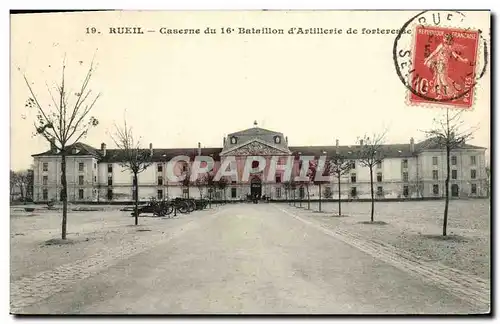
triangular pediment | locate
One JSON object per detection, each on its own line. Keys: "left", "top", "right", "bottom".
{"left": 220, "top": 138, "right": 291, "bottom": 156}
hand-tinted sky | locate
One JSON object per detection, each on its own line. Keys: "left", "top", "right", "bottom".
{"left": 10, "top": 11, "right": 490, "bottom": 170}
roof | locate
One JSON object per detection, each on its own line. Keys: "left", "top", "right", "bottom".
{"left": 31, "top": 138, "right": 486, "bottom": 162}
{"left": 415, "top": 137, "right": 486, "bottom": 151}
{"left": 228, "top": 127, "right": 282, "bottom": 137}
{"left": 31, "top": 142, "right": 101, "bottom": 158}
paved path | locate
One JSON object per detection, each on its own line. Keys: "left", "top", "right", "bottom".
{"left": 15, "top": 204, "right": 488, "bottom": 314}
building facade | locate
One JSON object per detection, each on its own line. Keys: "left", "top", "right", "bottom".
{"left": 31, "top": 126, "right": 489, "bottom": 202}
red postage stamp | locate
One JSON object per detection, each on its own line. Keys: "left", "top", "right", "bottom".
{"left": 409, "top": 25, "right": 480, "bottom": 108}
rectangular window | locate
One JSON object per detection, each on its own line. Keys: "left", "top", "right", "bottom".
{"left": 79, "top": 175, "right": 84, "bottom": 186}
{"left": 351, "top": 187, "right": 357, "bottom": 197}
{"left": 42, "top": 176, "right": 48, "bottom": 186}
{"left": 351, "top": 173, "right": 357, "bottom": 183}
{"left": 78, "top": 162, "right": 84, "bottom": 172}
{"left": 377, "top": 172, "right": 383, "bottom": 182}
{"left": 94, "top": 175, "right": 97, "bottom": 183}
{"left": 452, "top": 170, "right": 458, "bottom": 180}
{"left": 402, "top": 172, "right": 409, "bottom": 182}
{"left": 107, "top": 163, "right": 113, "bottom": 173}
{"left": 231, "top": 187, "right": 237, "bottom": 198}
{"left": 451, "top": 156, "right": 457, "bottom": 165}
{"left": 403, "top": 185, "right": 409, "bottom": 197}
{"left": 470, "top": 156, "right": 476, "bottom": 165}
{"left": 402, "top": 159, "right": 408, "bottom": 169}
{"left": 78, "top": 189, "right": 84, "bottom": 200}
{"left": 377, "top": 161, "right": 382, "bottom": 169}
{"left": 43, "top": 163, "right": 48, "bottom": 172}
{"left": 432, "top": 170, "right": 439, "bottom": 180}
{"left": 433, "top": 184, "right": 439, "bottom": 195}
{"left": 158, "top": 176, "right": 163, "bottom": 186}
{"left": 157, "top": 189, "right": 163, "bottom": 200}
{"left": 157, "top": 163, "right": 163, "bottom": 172}
{"left": 107, "top": 176, "right": 113, "bottom": 186}
{"left": 471, "top": 169, "right": 477, "bottom": 179}
{"left": 350, "top": 160, "right": 356, "bottom": 169}
{"left": 471, "top": 184, "right": 477, "bottom": 195}
{"left": 377, "top": 186, "right": 383, "bottom": 196}
{"left": 42, "top": 189, "right": 48, "bottom": 200}
{"left": 94, "top": 162, "right": 97, "bottom": 169}
{"left": 275, "top": 175, "right": 281, "bottom": 183}
{"left": 432, "top": 157, "right": 438, "bottom": 165}
{"left": 276, "top": 187, "right": 282, "bottom": 198}
{"left": 107, "top": 189, "right": 113, "bottom": 200}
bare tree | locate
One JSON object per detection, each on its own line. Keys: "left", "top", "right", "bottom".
{"left": 330, "top": 154, "right": 352, "bottom": 216}
{"left": 205, "top": 172, "right": 216, "bottom": 208}
{"left": 424, "top": 107, "right": 476, "bottom": 236}
{"left": 12, "top": 170, "right": 31, "bottom": 203}
{"left": 23, "top": 58, "right": 100, "bottom": 239}
{"left": 181, "top": 163, "right": 193, "bottom": 199}
{"left": 357, "top": 131, "right": 387, "bottom": 222}
{"left": 195, "top": 173, "right": 207, "bottom": 200}
{"left": 110, "top": 119, "right": 152, "bottom": 226}
{"left": 216, "top": 176, "right": 228, "bottom": 203}
{"left": 283, "top": 180, "right": 291, "bottom": 205}
{"left": 309, "top": 159, "right": 333, "bottom": 213}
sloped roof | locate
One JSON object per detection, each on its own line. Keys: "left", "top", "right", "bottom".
{"left": 228, "top": 127, "right": 282, "bottom": 137}
{"left": 31, "top": 137, "right": 486, "bottom": 162}
{"left": 289, "top": 143, "right": 416, "bottom": 159}
{"left": 31, "top": 142, "right": 101, "bottom": 158}
{"left": 99, "top": 147, "right": 223, "bottom": 163}
{"left": 415, "top": 137, "right": 486, "bottom": 151}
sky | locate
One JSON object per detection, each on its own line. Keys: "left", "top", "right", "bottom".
{"left": 10, "top": 10, "right": 491, "bottom": 170}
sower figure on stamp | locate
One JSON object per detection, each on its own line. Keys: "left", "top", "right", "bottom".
{"left": 424, "top": 33, "right": 469, "bottom": 99}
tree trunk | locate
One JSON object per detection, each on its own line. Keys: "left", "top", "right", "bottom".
{"left": 133, "top": 173, "right": 139, "bottom": 226}
{"left": 443, "top": 146, "right": 451, "bottom": 236}
{"left": 318, "top": 183, "right": 322, "bottom": 212}
{"left": 61, "top": 152, "right": 68, "bottom": 240}
{"left": 338, "top": 175, "right": 342, "bottom": 216}
{"left": 307, "top": 185, "right": 310, "bottom": 210}
{"left": 370, "top": 166, "right": 374, "bottom": 222}
{"left": 299, "top": 187, "right": 302, "bottom": 207}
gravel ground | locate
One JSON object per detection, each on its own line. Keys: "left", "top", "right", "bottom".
{"left": 11, "top": 202, "right": 490, "bottom": 314}
{"left": 10, "top": 205, "right": 212, "bottom": 280}
{"left": 283, "top": 199, "right": 490, "bottom": 279}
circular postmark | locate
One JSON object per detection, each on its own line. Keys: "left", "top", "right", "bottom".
{"left": 393, "top": 10, "right": 489, "bottom": 108}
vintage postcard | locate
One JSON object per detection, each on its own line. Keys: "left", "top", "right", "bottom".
{"left": 10, "top": 10, "right": 491, "bottom": 315}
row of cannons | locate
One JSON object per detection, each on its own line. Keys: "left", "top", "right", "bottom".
{"left": 129, "top": 197, "right": 215, "bottom": 218}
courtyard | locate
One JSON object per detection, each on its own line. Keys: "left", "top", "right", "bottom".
{"left": 10, "top": 199, "right": 490, "bottom": 314}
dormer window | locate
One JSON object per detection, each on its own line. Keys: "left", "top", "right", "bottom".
{"left": 274, "top": 136, "right": 281, "bottom": 144}
{"left": 230, "top": 136, "right": 238, "bottom": 144}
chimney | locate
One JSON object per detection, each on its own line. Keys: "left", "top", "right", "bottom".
{"left": 360, "top": 139, "right": 364, "bottom": 146}
{"left": 285, "top": 136, "right": 288, "bottom": 144}
{"left": 223, "top": 137, "right": 226, "bottom": 146}
{"left": 410, "top": 137, "right": 415, "bottom": 153}
{"left": 149, "top": 143, "right": 153, "bottom": 156}
{"left": 198, "top": 142, "right": 201, "bottom": 156}
{"left": 101, "top": 143, "right": 107, "bottom": 157}
{"left": 335, "top": 139, "right": 339, "bottom": 147}
{"left": 50, "top": 137, "right": 57, "bottom": 153}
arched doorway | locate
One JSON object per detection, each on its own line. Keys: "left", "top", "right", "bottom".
{"left": 451, "top": 184, "right": 459, "bottom": 197}
{"left": 250, "top": 177, "right": 262, "bottom": 199}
